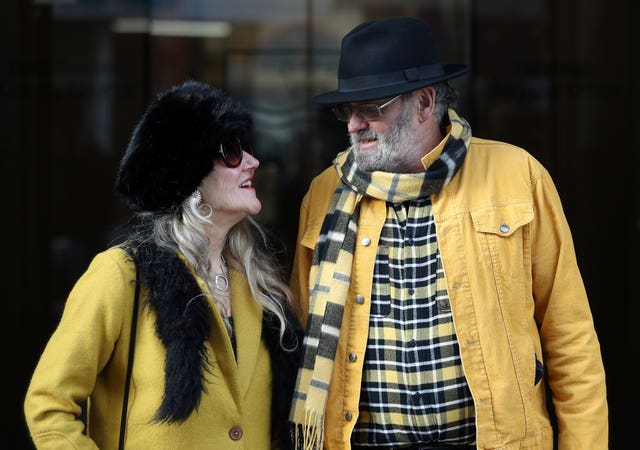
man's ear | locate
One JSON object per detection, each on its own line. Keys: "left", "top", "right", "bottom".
{"left": 417, "top": 87, "right": 437, "bottom": 123}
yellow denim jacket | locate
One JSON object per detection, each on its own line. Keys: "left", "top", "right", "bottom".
{"left": 291, "top": 137, "right": 608, "bottom": 450}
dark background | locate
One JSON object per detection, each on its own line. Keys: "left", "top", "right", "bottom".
{"left": 2, "top": 0, "right": 636, "bottom": 448}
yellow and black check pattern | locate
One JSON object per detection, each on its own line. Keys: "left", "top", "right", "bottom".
{"left": 352, "top": 199, "right": 475, "bottom": 447}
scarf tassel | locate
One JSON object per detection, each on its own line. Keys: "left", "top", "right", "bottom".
{"left": 291, "top": 409, "right": 323, "bottom": 450}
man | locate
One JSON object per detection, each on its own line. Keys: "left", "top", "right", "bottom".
{"left": 288, "top": 16, "right": 608, "bottom": 450}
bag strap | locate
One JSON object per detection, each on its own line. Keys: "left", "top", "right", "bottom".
{"left": 118, "top": 254, "right": 140, "bottom": 450}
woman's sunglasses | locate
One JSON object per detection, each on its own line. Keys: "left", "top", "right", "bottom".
{"left": 217, "top": 138, "right": 252, "bottom": 168}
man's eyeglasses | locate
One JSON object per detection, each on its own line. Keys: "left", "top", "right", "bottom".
{"left": 217, "top": 138, "right": 251, "bottom": 168}
{"left": 332, "top": 94, "right": 402, "bottom": 122}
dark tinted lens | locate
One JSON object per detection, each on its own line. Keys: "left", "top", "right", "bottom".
{"left": 332, "top": 105, "right": 351, "bottom": 122}
{"left": 219, "top": 139, "right": 243, "bottom": 167}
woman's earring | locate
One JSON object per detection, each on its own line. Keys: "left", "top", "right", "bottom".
{"left": 192, "top": 189, "right": 202, "bottom": 207}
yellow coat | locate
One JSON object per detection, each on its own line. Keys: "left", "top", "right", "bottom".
{"left": 291, "top": 138, "right": 608, "bottom": 450}
{"left": 25, "top": 247, "right": 274, "bottom": 449}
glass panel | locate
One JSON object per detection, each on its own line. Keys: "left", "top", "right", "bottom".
{"left": 39, "top": 0, "right": 472, "bottom": 279}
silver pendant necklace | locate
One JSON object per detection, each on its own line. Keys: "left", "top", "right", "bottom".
{"left": 213, "top": 272, "right": 230, "bottom": 292}
{"left": 213, "top": 254, "right": 230, "bottom": 293}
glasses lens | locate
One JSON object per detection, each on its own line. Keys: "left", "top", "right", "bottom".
{"left": 359, "top": 104, "right": 381, "bottom": 121}
{"left": 219, "top": 139, "right": 244, "bottom": 167}
{"left": 332, "top": 105, "right": 351, "bottom": 122}
{"left": 331, "top": 103, "right": 383, "bottom": 122}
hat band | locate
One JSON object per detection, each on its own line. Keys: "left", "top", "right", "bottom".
{"left": 338, "top": 63, "right": 446, "bottom": 93}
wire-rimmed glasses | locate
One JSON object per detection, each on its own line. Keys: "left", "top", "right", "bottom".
{"left": 331, "top": 94, "right": 402, "bottom": 122}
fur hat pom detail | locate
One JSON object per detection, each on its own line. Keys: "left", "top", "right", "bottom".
{"left": 115, "top": 80, "right": 252, "bottom": 212}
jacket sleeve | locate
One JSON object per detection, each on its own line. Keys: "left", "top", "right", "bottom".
{"left": 530, "top": 168, "right": 608, "bottom": 449}
{"left": 24, "top": 248, "right": 134, "bottom": 449}
{"left": 290, "top": 190, "right": 313, "bottom": 327}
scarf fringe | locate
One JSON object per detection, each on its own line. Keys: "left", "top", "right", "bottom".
{"left": 291, "top": 409, "right": 323, "bottom": 450}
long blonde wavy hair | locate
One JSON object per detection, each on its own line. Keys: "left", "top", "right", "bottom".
{"left": 148, "top": 192, "right": 295, "bottom": 347}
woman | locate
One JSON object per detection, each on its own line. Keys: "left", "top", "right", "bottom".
{"left": 24, "top": 80, "right": 301, "bottom": 449}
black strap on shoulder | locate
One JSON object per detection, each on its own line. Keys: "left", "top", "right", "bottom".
{"left": 118, "top": 254, "right": 140, "bottom": 450}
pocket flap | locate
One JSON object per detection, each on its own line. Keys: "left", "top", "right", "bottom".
{"left": 470, "top": 202, "right": 534, "bottom": 236}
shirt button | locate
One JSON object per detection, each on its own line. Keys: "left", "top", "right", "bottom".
{"left": 408, "top": 288, "right": 415, "bottom": 295}
{"left": 408, "top": 339, "right": 417, "bottom": 347}
{"left": 500, "top": 224, "right": 510, "bottom": 233}
{"left": 229, "top": 426, "right": 243, "bottom": 440}
{"left": 348, "top": 352, "right": 357, "bottom": 362}
{"left": 355, "top": 294, "right": 365, "bottom": 304}
{"left": 406, "top": 238, "right": 413, "bottom": 245}
{"left": 345, "top": 412, "right": 353, "bottom": 421}
{"left": 361, "top": 237, "right": 371, "bottom": 246}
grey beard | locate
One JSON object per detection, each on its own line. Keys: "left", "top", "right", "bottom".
{"left": 350, "top": 105, "right": 418, "bottom": 173}
{"left": 350, "top": 129, "right": 393, "bottom": 171}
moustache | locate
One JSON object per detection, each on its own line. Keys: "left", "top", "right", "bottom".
{"left": 352, "top": 129, "right": 379, "bottom": 141}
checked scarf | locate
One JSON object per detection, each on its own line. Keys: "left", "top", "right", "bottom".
{"left": 289, "top": 109, "right": 472, "bottom": 450}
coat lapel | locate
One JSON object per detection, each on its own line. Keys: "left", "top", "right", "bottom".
{"left": 230, "top": 271, "right": 263, "bottom": 398}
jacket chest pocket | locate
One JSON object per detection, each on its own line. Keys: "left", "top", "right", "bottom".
{"left": 470, "top": 202, "right": 533, "bottom": 279}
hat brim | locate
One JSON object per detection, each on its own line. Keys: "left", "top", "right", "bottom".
{"left": 312, "top": 64, "right": 469, "bottom": 105}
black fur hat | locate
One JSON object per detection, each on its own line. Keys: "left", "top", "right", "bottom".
{"left": 115, "top": 80, "right": 252, "bottom": 212}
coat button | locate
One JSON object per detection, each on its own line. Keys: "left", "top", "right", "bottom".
{"left": 345, "top": 412, "right": 353, "bottom": 421}
{"left": 229, "top": 426, "right": 243, "bottom": 440}
{"left": 500, "top": 224, "right": 510, "bottom": 233}
{"left": 348, "top": 352, "right": 357, "bottom": 362}
{"left": 361, "top": 237, "right": 371, "bottom": 246}
{"left": 355, "top": 294, "right": 364, "bottom": 304}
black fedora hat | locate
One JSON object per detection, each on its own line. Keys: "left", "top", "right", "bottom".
{"left": 313, "top": 16, "right": 469, "bottom": 105}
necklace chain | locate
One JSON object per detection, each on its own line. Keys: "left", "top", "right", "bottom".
{"left": 209, "top": 254, "right": 231, "bottom": 318}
